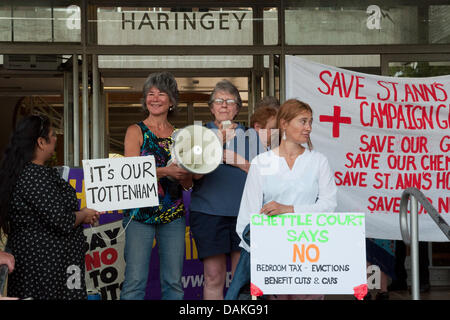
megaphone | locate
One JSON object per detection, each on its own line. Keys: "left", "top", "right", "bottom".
{"left": 170, "top": 125, "right": 223, "bottom": 175}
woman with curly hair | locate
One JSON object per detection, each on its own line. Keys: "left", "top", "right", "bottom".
{"left": 120, "top": 72, "right": 192, "bottom": 300}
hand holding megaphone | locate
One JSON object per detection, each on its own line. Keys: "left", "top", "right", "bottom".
{"left": 223, "top": 149, "right": 245, "bottom": 166}
{"left": 165, "top": 160, "right": 191, "bottom": 181}
{"left": 170, "top": 125, "right": 223, "bottom": 175}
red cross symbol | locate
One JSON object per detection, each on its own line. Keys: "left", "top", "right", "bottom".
{"left": 319, "top": 106, "right": 352, "bottom": 138}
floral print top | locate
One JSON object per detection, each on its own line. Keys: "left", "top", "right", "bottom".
{"left": 124, "top": 121, "right": 185, "bottom": 224}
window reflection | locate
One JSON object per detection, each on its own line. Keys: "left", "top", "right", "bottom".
{"left": 0, "top": 4, "right": 80, "bottom": 42}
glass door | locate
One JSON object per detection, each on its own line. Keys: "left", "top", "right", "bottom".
{"left": 103, "top": 71, "right": 252, "bottom": 156}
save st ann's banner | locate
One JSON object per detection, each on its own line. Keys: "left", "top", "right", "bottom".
{"left": 285, "top": 55, "right": 450, "bottom": 241}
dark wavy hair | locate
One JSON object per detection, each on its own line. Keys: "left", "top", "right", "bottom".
{"left": 141, "top": 71, "right": 179, "bottom": 117}
{"left": 0, "top": 115, "right": 51, "bottom": 237}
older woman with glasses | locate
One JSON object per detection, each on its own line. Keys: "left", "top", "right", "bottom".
{"left": 120, "top": 72, "right": 193, "bottom": 300}
{"left": 189, "top": 80, "right": 265, "bottom": 300}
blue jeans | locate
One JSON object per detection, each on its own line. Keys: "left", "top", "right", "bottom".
{"left": 120, "top": 216, "right": 186, "bottom": 300}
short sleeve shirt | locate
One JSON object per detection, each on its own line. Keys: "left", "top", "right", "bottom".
{"left": 189, "top": 122, "right": 263, "bottom": 217}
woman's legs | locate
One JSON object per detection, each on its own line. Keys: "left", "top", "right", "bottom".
{"left": 203, "top": 250, "right": 240, "bottom": 300}
{"left": 120, "top": 217, "right": 156, "bottom": 300}
{"left": 203, "top": 254, "right": 227, "bottom": 300}
{"left": 157, "top": 216, "right": 186, "bottom": 300}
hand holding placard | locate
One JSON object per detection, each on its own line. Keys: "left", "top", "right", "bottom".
{"left": 251, "top": 212, "right": 367, "bottom": 295}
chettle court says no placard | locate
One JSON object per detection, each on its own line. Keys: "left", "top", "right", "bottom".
{"left": 250, "top": 212, "right": 367, "bottom": 295}
{"left": 82, "top": 156, "right": 159, "bottom": 212}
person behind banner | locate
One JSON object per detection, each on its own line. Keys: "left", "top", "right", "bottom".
{"left": 223, "top": 105, "right": 278, "bottom": 300}
{"left": 236, "top": 99, "right": 337, "bottom": 300}
{"left": 120, "top": 71, "right": 192, "bottom": 300}
{"left": 255, "top": 96, "right": 280, "bottom": 110}
{"left": 225, "top": 105, "right": 280, "bottom": 300}
{"left": 249, "top": 104, "right": 279, "bottom": 152}
{"left": 0, "top": 115, "right": 99, "bottom": 300}
{"left": 189, "top": 80, "right": 266, "bottom": 300}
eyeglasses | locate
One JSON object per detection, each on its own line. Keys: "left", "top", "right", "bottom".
{"left": 147, "top": 92, "right": 168, "bottom": 98}
{"left": 213, "top": 98, "right": 237, "bottom": 106}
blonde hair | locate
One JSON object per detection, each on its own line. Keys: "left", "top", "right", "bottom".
{"left": 277, "top": 99, "right": 313, "bottom": 150}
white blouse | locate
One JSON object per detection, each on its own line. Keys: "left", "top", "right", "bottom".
{"left": 236, "top": 149, "right": 337, "bottom": 252}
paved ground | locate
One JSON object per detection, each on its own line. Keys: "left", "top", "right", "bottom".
{"left": 325, "top": 286, "right": 450, "bottom": 300}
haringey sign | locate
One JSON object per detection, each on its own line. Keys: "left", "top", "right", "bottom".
{"left": 120, "top": 12, "right": 247, "bottom": 31}
{"left": 97, "top": 10, "right": 253, "bottom": 45}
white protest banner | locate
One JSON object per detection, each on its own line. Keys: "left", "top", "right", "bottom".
{"left": 250, "top": 212, "right": 367, "bottom": 295}
{"left": 285, "top": 55, "right": 450, "bottom": 241}
{"left": 82, "top": 156, "right": 158, "bottom": 211}
{"left": 84, "top": 220, "right": 125, "bottom": 300}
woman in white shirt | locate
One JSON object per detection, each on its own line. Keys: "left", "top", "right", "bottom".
{"left": 236, "top": 99, "right": 337, "bottom": 300}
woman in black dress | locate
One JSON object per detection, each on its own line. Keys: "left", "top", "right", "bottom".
{"left": 0, "top": 115, "right": 99, "bottom": 299}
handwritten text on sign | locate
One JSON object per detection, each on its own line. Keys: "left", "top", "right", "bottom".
{"left": 82, "top": 156, "right": 158, "bottom": 211}
{"left": 250, "top": 212, "right": 367, "bottom": 295}
{"left": 84, "top": 220, "right": 125, "bottom": 300}
{"left": 286, "top": 56, "right": 450, "bottom": 240}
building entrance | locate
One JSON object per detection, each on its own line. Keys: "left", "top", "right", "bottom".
{"left": 104, "top": 73, "right": 253, "bottom": 155}
{"left": 0, "top": 56, "right": 279, "bottom": 161}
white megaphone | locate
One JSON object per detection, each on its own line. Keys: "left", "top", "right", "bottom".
{"left": 169, "top": 125, "right": 223, "bottom": 175}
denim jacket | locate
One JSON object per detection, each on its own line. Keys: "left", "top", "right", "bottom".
{"left": 224, "top": 224, "right": 250, "bottom": 300}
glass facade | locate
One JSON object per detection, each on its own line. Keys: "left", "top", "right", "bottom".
{"left": 0, "top": 4, "right": 80, "bottom": 42}
{"left": 98, "top": 55, "right": 253, "bottom": 68}
{"left": 285, "top": 1, "right": 450, "bottom": 45}
{"left": 1, "top": 2, "right": 449, "bottom": 45}
{"left": 0, "top": 5, "right": 12, "bottom": 41}
{"left": 264, "top": 7, "right": 278, "bottom": 45}
{"left": 390, "top": 61, "right": 450, "bottom": 78}
{"left": 429, "top": 6, "right": 450, "bottom": 44}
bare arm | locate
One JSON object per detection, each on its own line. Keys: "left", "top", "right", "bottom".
{"left": 74, "top": 208, "right": 100, "bottom": 227}
{"left": 124, "top": 124, "right": 143, "bottom": 158}
{"left": 124, "top": 124, "right": 168, "bottom": 178}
